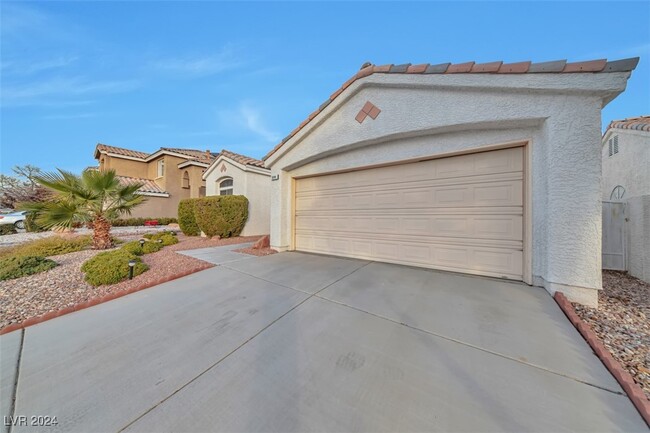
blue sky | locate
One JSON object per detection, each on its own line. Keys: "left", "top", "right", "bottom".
{"left": 1, "top": 1, "right": 649, "bottom": 174}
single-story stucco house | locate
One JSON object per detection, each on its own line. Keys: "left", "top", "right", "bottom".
{"left": 263, "top": 57, "right": 639, "bottom": 307}
{"left": 203, "top": 149, "right": 271, "bottom": 236}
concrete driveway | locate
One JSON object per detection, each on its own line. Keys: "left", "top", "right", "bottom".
{"left": 1, "top": 250, "right": 647, "bottom": 432}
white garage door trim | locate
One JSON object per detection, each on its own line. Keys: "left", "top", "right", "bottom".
{"left": 291, "top": 141, "right": 532, "bottom": 284}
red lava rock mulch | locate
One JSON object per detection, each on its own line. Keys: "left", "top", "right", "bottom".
{"left": 0, "top": 235, "right": 262, "bottom": 332}
{"left": 572, "top": 271, "right": 650, "bottom": 401}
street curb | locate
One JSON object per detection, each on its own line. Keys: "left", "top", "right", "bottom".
{"left": 0, "top": 263, "right": 214, "bottom": 336}
{"left": 554, "top": 292, "right": 650, "bottom": 427}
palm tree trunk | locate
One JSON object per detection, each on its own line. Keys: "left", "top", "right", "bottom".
{"left": 92, "top": 216, "right": 113, "bottom": 249}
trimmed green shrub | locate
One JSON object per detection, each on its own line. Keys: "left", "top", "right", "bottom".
{"left": 0, "top": 256, "right": 58, "bottom": 281}
{"left": 0, "top": 225, "right": 17, "bottom": 236}
{"left": 121, "top": 240, "right": 163, "bottom": 256}
{"left": 193, "top": 195, "right": 248, "bottom": 238}
{"left": 178, "top": 199, "right": 201, "bottom": 236}
{"left": 0, "top": 235, "right": 92, "bottom": 260}
{"left": 81, "top": 249, "right": 148, "bottom": 286}
{"left": 110, "top": 217, "right": 178, "bottom": 227}
{"left": 143, "top": 231, "right": 178, "bottom": 246}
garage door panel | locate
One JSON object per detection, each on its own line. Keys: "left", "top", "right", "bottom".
{"left": 296, "top": 214, "right": 523, "bottom": 241}
{"left": 295, "top": 147, "right": 523, "bottom": 193}
{"left": 295, "top": 147, "right": 524, "bottom": 280}
{"left": 296, "top": 180, "right": 523, "bottom": 212}
{"left": 295, "top": 233, "right": 523, "bottom": 279}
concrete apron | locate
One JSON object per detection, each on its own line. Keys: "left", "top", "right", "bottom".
{"left": 1, "top": 252, "right": 647, "bottom": 432}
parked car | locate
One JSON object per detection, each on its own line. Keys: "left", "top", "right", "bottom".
{"left": 0, "top": 211, "right": 28, "bottom": 230}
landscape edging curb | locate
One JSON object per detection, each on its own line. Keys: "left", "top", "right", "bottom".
{"left": 554, "top": 292, "right": 650, "bottom": 427}
{"left": 0, "top": 263, "right": 214, "bottom": 336}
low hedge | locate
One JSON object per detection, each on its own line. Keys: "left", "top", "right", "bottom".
{"left": 193, "top": 195, "right": 248, "bottom": 238}
{"left": 178, "top": 199, "right": 201, "bottom": 236}
{"left": 0, "top": 225, "right": 17, "bottom": 236}
{"left": 0, "top": 235, "right": 92, "bottom": 260}
{"left": 81, "top": 249, "right": 148, "bottom": 286}
{"left": 110, "top": 217, "right": 178, "bottom": 227}
{"left": 121, "top": 240, "right": 163, "bottom": 256}
{"left": 0, "top": 256, "right": 58, "bottom": 281}
{"left": 143, "top": 231, "right": 178, "bottom": 246}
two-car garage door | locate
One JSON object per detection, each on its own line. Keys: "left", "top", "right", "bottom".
{"left": 294, "top": 146, "right": 524, "bottom": 280}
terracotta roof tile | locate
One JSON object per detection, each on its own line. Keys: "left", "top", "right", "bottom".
{"left": 219, "top": 149, "right": 266, "bottom": 168}
{"left": 96, "top": 143, "right": 148, "bottom": 159}
{"left": 160, "top": 147, "right": 217, "bottom": 162}
{"left": 607, "top": 116, "right": 650, "bottom": 133}
{"left": 263, "top": 56, "right": 640, "bottom": 160}
{"left": 117, "top": 175, "right": 168, "bottom": 195}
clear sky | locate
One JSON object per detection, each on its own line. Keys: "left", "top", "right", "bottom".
{"left": 1, "top": 1, "right": 649, "bottom": 174}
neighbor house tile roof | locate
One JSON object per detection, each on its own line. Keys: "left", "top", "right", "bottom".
{"left": 220, "top": 149, "right": 266, "bottom": 168}
{"left": 263, "top": 57, "right": 640, "bottom": 160}
{"left": 116, "top": 175, "right": 168, "bottom": 195}
{"left": 607, "top": 116, "right": 650, "bottom": 133}
{"left": 160, "top": 147, "right": 218, "bottom": 162}
{"left": 96, "top": 143, "right": 149, "bottom": 159}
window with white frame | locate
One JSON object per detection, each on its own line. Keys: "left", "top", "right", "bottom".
{"left": 157, "top": 158, "right": 165, "bottom": 177}
{"left": 219, "top": 178, "right": 233, "bottom": 195}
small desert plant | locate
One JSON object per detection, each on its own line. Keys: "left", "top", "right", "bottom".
{"left": 143, "top": 231, "right": 178, "bottom": 246}
{"left": 0, "top": 256, "right": 58, "bottom": 281}
{"left": 81, "top": 249, "right": 147, "bottom": 286}
{"left": 0, "top": 225, "right": 17, "bottom": 236}
{"left": 0, "top": 235, "right": 91, "bottom": 260}
{"left": 121, "top": 239, "right": 163, "bottom": 256}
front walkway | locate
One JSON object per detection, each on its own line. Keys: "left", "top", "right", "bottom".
{"left": 1, "top": 251, "right": 647, "bottom": 432}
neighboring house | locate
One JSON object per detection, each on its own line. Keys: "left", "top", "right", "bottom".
{"left": 263, "top": 57, "right": 639, "bottom": 307}
{"left": 203, "top": 149, "right": 271, "bottom": 236}
{"left": 601, "top": 116, "right": 650, "bottom": 283}
{"left": 601, "top": 116, "right": 650, "bottom": 201}
{"left": 94, "top": 144, "right": 217, "bottom": 218}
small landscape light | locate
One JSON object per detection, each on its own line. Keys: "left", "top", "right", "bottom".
{"left": 128, "top": 259, "right": 136, "bottom": 279}
{"left": 139, "top": 239, "right": 145, "bottom": 247}
{"left": 157, "top": 239, "right": 163, "bottom": 244}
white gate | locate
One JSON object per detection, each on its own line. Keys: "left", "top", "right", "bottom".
{"left": 602, "top": 201, "right": 626, "bottom": 270}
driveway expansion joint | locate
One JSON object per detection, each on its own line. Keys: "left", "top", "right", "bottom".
{"left": 8, "top": 329, "right": 25, "bottom": 433}
{"left": 118, "top": 260, "right": 372, "bottom": 432}
{"left": 316, "top": 294, "right": 625, "bottom": 396}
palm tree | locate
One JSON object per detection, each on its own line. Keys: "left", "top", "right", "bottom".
{"left": 20, "top": 169, "right": 146, "bottom": 249}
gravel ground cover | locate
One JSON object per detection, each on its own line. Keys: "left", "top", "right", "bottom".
{"left": 573, "top": 271, "right": 650, "bottom": 400}
{"left": 0, "top": 234, "right": 261, "bottom": 330}
{"left": 0, "top": 226, "right": 171, "bottom": 247}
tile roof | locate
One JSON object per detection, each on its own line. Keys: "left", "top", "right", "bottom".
{"left": 160, "top": 147, "right": 218, "bottom": 162}
{"left": 96, "top": 143, "right": 148, "bottom": 159}
{"left": 116, "top": 175, "right": 168, "bottom": 195}
{"left": 607, "top": 116, "right": 650, "bottom": 133}
{"left": 219, "top": 149, "right": 266, "bottom": 168}
{"left": 263, "top": 57, "right": 640, "bottom": 161}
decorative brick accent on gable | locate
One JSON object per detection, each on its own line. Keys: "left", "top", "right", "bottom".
{"left": 356, "top": 101, "right": 381, "bottom": 124}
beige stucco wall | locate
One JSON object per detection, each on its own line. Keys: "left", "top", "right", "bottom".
{"left": 602, "top": 129, "right": 650, "bottom": 200}
{"left": 204, "top": 159, "right": 271, "bottom": 236}
{"left": 98, "top": 152, "right": 210, "bottom": 219}
{"left": 265, "top": 71, "right": 632, "bottom": 306}
{"left": 101, "top": 155, "right": 148, "bottom": 179}
{"left": 129, "top": 195, "right": 178, "bottom": 218}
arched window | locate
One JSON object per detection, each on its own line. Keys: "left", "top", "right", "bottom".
{"left": 182, "top": 171, "right": 190, "bottom": 189}
{"left": 219, "top": 178, "right": 233, "bottom": 195}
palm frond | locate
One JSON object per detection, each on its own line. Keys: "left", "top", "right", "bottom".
{"left": 34, "top": 200, "right": 82, "bottom": 229}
